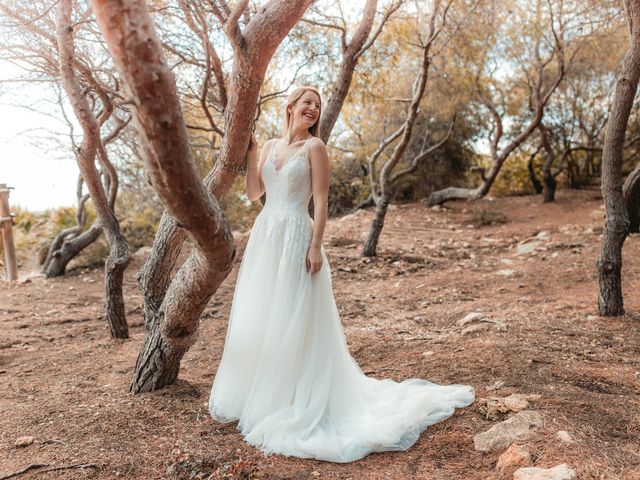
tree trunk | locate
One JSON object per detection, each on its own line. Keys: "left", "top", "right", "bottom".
{"left": 527, "top": 157, "right": 543, "bottom": 194}
{"left": 42, "top": 224, "right": 102, "bottom": 277}
{"left": 597, "top": 0, "right": 640, "bottom": 316}
{"left": 540, "top": 123, "right": 557, "bottom": 203}
{"left": 91, "top": 0, "right": 312, "bottom": 392}
{"left": 542, "top": 172, "right": 557, "bottom": 202}
{"left": 623, "top": 162, "right": 640, "bottom": 232}
{"left": 362, "top": 196, "right": 390, "bottom": 257}
{"left": 57, "top": 0, "right": 130, "bottom": 338}
{"left": 318, "top": 0, "right": 378, "bottom": 143}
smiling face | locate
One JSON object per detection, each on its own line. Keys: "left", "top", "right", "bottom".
{"left": 288, "top": 90, "right": 321, "bottom": 132}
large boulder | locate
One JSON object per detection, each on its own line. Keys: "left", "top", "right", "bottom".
{"left": 474, "top": 411, "right": 544, "bottom": 452}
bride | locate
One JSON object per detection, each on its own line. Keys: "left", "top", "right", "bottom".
{"left": 208, "top": 85, "right": 475, "bottom": 463}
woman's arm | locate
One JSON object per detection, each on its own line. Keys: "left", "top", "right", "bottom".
{"left": 246, "top": 136, "right": 273, "bottom": 201}
{"left": 306, "top": 137, "right": 330, "bottom": 274}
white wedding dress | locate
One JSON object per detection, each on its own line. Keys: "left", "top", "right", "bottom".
{"left": 208, "top": 136, "right": 475, "bottom": 463}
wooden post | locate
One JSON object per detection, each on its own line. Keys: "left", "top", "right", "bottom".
{"left": 0, "top": 183, "right": 18, "bottom": 281}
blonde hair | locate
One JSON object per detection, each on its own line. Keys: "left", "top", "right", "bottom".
{"left": 282, "top": 85, "right": 322, "bottom": 138}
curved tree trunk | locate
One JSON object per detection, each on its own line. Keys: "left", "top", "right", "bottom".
{"left": 623, "top": 162, "right": 640, "bottom": 232}
{"left": 540, "top": 123, "right": 557, "bottom": 203}
{"left": 597, "top": 0, "right": 640, "bottom": 316}
{"left": 91, "top": 0, "right": 313, "bottom": 392}
{"left": 527, "top": 157, "right": 543, "bottom": 194}
{"left": 42, "top": 223, "right": 102, "bottom": 277}
{"left": 542, "top": 172, "right": 557, "bottom": 202}
{"left": 57, "top": 0, "right": 130, "bottom": 338}
{"left": 362, "top": 196, "right": 390, "bottom": 257}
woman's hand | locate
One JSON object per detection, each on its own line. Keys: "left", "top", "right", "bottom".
{"left": 306, "top": 244, "right": 322, "bottom": 274}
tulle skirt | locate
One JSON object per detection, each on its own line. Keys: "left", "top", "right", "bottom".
{"left": 208, "top": 209, "right": 475, "bottom": 463}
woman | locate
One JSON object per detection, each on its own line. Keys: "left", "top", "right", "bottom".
{"left": 208, "top": 85, "right": 475, "bottom": 463}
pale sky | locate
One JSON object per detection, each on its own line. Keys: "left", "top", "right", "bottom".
{"left": 0, "top": 66, "right": 79, "bottom": 212}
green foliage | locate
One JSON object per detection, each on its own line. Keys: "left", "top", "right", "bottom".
{"left": 489, "top": 153, "right": 537, "bottom": 197}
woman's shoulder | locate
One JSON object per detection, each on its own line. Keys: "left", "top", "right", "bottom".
{"left": 308, "top": 135, "right": 326, "bottom": 150}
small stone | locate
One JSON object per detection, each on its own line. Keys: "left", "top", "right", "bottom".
{"left": 480, "top": 394, "right": 533, "bottom": 419}
{"left": 422, "top": 351, "right": 435, "bottom": 357}
{"left": 462, "top": 323, "right": 491, "bottom": 335}
{"left": 513, "top": 463, "right": 577, "bottom": 480}
{"left": 516, "top": 241, "right": 542, "bottom": 255}
{"left": 556, "top": 430, "right": 574, "bottom": 443}
{"left": 496, "top": 444, "right": 531, "bottom": 476}
{"left": 474, "top": 411, "right": 544, "bottom": 452}
{"left": 496, "top": 269, "right": 515, "bottom": 277}
{"left": 457, "top": 312, "right": 484, "bottom": 326}
{"left": 486, "top": 380, "right": 505, "bottom": 391}
{"left": 133, "top": 246, "right": 153, "bottom": 261}
{"left": 15, "top": 436, "right": 34, "bottom": 447}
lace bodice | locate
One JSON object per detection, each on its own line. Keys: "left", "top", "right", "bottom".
{"left": 261, "top": 137, "right": 313, "bottom": 217}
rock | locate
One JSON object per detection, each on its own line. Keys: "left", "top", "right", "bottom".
{"left": 496, "top": 444, "right": 531, "bottom": 476}
{"left": 479, "top": 394, "right": 535, "bottom": 420}
{"left": 457, "top": 312, "right": 508, "bottom": 334}
{"left": 457, "top": 312, "right": 485, "bottom": 326}
{"left": 590, "top": 208, "right": 605, "bottom": 221}
{"left": 513, "top": 464, "right": 577, "bottom": 480}
{"left": 516, "top": 240, "right": 542, "bottom": 255}
{"left": 486, "top": 380, "right": 505, "bottom": 391}
{"left": 15, "top": 436, "right": 34, "bottom": 447}
{"left": 555, "top": 430, "right": 574, "bottom": 443}
{"left": 462, "top": 323, "right": 491, "bottom": 335}
{"left": 473, "top": 411, "right": 544, "bottom": 452}
{"left": 339, "top": 209, "right": 368, "bottom": 223}
{"left": 133, "top": 246, "right": 153, "bottom": 261}
{"left": 497, "top": 269, "right": 515, "bottom": 277}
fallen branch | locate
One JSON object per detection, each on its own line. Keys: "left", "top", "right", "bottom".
{"left": 0, "top": 464, "right": 48, "bottom": 480}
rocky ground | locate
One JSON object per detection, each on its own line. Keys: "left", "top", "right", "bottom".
{"left": 1, "top": 189, "right": 639, "bottom": 479}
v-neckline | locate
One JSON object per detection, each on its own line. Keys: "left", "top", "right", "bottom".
{"left": 272, "top": 137, "right": 311, "bottom": 173}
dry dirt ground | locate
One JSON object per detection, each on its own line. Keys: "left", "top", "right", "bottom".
{"left": 1, "top": 189, "right": 639, "bottom": 480}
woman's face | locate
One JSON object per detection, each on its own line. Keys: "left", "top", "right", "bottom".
{"left": 289, "top": 91, "right": 321, "bottom": 130}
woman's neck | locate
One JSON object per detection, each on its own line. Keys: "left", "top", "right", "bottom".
{"left": 285, "top": 127, "right": 311, "bottom": 144}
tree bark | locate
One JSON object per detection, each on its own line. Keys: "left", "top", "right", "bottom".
{"left": 597, "top": 0, "right": 640, "bottom": 316}
{"left": 540, "top": 123, "right": 557, "bottom": 202}
{"left": 623, "top": 162, "right": 640, "bottom": 232}
{"left": 42, "top": 224, "right": 102, "bottom": 277}
{"left": 362, "top": 196, "right": 390, "bottom": 257}
{"left": 90, "top": 0, "right": 313, "bottom": 392}
{"left": 57, "top": 0, "right": 130, "bottom": 338}
{"left": 318, "top": 0, "right": 379, "bottom": 144}
{"left": 542, "top": 172, "right": 557, "bottom": 203}
{"left": 527, "top": 156, "right": 543, "bottom": 194}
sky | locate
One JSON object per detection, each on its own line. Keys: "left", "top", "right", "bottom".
{"left": 0, "top": 65, "right": 79, "bottom": 212}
